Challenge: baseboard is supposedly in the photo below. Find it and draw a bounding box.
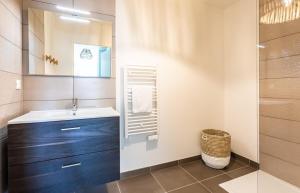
[231,152,259,169]
[121,152,259,180]
[120,155,201,180]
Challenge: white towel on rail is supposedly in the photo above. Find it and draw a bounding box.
[132,85,152,113]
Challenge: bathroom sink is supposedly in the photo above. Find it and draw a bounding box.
[8,107,119,124]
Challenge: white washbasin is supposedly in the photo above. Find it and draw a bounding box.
[8,107,119,124]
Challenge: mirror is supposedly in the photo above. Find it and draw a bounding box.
[24,8,113,77]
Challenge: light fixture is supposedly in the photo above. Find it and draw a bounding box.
[56,5,91,15]
[60,16,90,23]
[283,0,293,6]
[260,0,300,24]
[257,44,266,49]
[80,48,93,60]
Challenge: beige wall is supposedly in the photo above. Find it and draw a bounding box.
[259,1,300,187]
[0,0,22,192]
[22,0,116,112]
[117,0,259,172]
[224,0,259,162]
[116,0,225,172]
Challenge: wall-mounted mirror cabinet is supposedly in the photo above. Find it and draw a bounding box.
[23,6,113,78]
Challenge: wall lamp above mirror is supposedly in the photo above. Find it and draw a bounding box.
[59,15,91,23]
[260,0,300,24]
[23,1,114,78]
[56,5,91,15]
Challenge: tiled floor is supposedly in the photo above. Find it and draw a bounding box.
[98,157,258,193]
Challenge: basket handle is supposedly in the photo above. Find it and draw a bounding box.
[202,135,208,141]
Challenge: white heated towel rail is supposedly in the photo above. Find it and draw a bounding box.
[124,65,159,138]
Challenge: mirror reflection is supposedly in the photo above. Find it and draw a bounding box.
[25,8,113,77]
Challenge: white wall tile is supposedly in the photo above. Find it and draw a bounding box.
[260,153,300,187]
[0,2,21,47]
[260,33,300,61]
[23,76,73,100]
[0,0,22,20]
[0,36,22,74]
[0,71,22,106]
[260,116,300,144]
[260,56,300,79]
[23,100,72,112]
[0,102,22,128]
[260,78,300,99]
[260,135,300,166]
[0,0,22,129]
[78,99,116,109]
[260,98,300,122]
[74,77,115,100]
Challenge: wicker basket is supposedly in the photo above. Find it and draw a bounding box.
[200,129,231,158]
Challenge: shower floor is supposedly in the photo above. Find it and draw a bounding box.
[220,170,300,193]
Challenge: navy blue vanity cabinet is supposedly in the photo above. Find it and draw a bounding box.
[7,117,120,193]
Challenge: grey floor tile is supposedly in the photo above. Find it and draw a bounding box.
[152,166,196,191]
[169,183,210,193]
[201,174,231,193]
[223,158,247,172]
[226,166,257,179]
[118,174,164,193]
[181,160,223,181]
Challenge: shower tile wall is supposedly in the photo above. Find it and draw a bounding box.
[0,0,22,129]
[259,2,300,187]
[23,0,116,112]
[0,0,22,192]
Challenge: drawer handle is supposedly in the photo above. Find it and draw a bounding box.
[62,162,81,169]
[61,127,81,131]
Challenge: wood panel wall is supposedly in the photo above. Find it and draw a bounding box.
[22,0,116,112]
[259,2,300,187]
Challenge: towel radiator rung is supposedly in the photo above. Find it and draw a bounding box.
[128,129,158,135]
[128,111,158,116]
[128,122,158,128]
[128,115,157,120]
[128,119,158,124]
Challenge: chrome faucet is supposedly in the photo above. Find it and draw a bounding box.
[72,98,78,115]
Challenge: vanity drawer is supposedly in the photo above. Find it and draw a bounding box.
[8,117,119,165]
[8,149,120,193]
